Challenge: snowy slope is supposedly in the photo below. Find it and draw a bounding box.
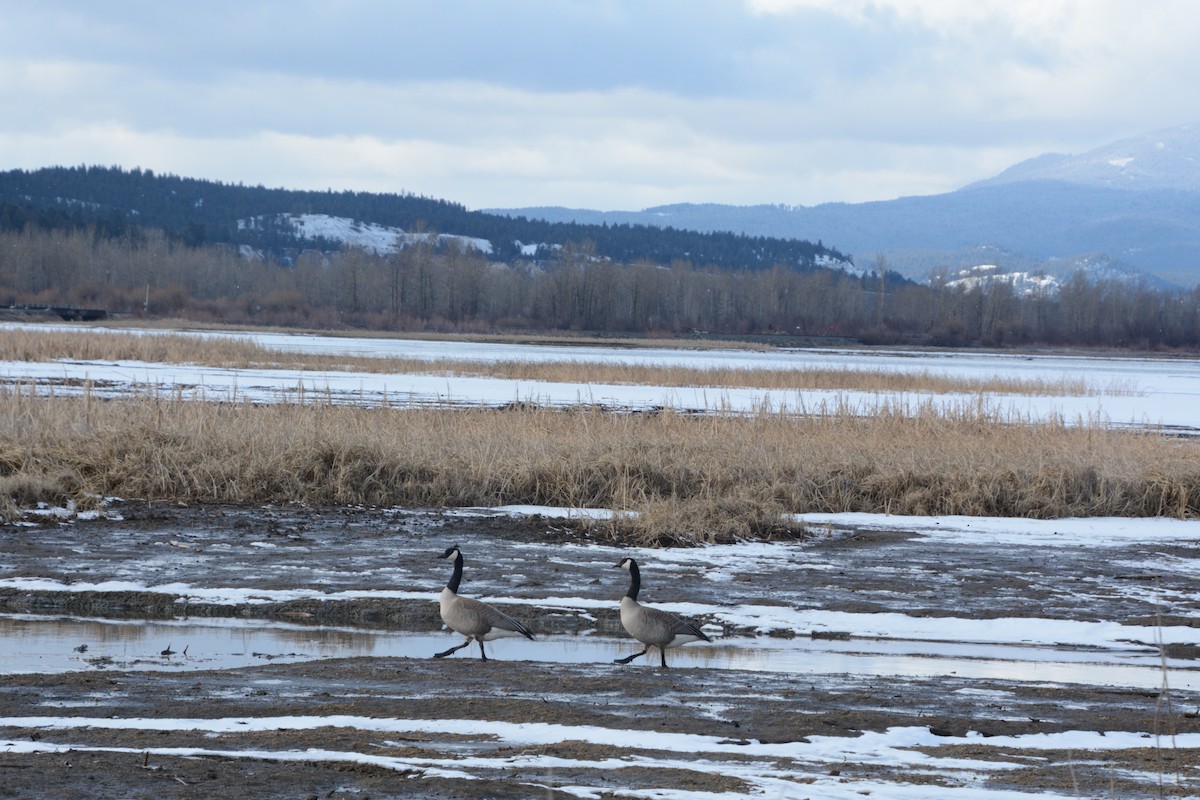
[244,213,494,255]
[968,122,1200,192]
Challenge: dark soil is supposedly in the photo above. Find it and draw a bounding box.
[1,502,1198,798]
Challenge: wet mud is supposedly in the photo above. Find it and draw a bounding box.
[1,503,1198,798]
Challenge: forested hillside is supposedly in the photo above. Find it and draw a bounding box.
[0,166,847,270]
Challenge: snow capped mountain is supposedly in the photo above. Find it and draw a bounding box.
[968,123,1200,192]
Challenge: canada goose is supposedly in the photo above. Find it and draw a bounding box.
[614,557,711,668]
[434,545,534,660]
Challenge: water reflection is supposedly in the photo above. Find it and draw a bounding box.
[0,614,399,673]
[2,613,1196,691]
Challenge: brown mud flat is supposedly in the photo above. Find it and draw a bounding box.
[1,658,1197,799]
[1,503,1198,798]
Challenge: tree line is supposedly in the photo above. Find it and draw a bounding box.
[2,225,1198,349]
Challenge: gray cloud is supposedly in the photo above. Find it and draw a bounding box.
[2,1,1199,209]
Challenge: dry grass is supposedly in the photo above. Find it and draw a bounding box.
[1,388,1194,544]
[90,318,779,351]
[1,326,1128,396]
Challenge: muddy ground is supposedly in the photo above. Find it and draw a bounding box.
[1,503,1198,798]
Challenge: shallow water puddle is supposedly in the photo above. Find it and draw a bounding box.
[3,613,1197,690]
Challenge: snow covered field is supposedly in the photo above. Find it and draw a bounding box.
[2,323,1200,431]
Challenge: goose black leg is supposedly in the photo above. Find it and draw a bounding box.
[477,640,489,661]
[614,647,649,665]
[434,638,473,658]
[660,649,668,668]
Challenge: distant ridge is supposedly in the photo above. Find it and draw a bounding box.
[967,123,1200,192]
[489,123,1200,288]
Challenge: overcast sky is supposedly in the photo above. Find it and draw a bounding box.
[3,1,1198,211]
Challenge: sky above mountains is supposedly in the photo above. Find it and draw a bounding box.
[4,1,1199,211]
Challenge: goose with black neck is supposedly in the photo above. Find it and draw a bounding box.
[434,544,534,661]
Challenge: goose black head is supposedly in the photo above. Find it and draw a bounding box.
[440,545,461,561]
[616,556,640,599]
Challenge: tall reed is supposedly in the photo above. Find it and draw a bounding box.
[1,388,1194,544]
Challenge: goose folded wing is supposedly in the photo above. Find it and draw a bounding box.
[460,596,534,639]
[646,605,712,642]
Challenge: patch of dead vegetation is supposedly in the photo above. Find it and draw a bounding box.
[1,387,1196,543]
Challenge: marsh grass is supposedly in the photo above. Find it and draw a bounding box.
[1,327,1130,396]
[1,388,1194,544]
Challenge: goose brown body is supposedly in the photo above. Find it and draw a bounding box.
[614,557,710,668]
[434,545,533,661]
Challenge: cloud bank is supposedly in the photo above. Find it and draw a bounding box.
[2,1,1198,209]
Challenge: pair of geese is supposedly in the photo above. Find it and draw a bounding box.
[436,544,710,668]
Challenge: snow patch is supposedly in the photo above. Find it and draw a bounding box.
[242,213,493,256]
[944,264,1058,295]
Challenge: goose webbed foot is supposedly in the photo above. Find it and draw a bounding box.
[434,639,473,659]
[614,647,649,665]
